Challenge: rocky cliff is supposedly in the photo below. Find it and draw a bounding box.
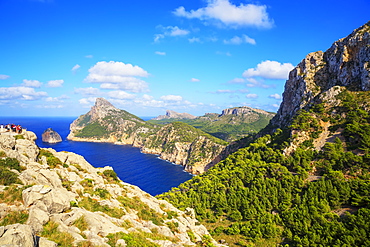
[271,21,370,129]
[152,110,197,120]
[0,131,223,246]
[68,98,228,174]
[42,128,62,143]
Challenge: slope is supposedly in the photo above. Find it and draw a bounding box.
[158,21,370,246]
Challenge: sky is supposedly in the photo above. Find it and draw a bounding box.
[0,0,369,117]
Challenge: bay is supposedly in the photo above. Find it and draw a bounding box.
[0,116,192,195]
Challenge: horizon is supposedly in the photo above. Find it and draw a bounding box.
[1,0,369,117]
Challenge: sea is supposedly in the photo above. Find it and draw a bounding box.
[0,116,193,196]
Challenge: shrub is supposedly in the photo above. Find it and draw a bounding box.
[40,221,75,247]
[102,169,120,182]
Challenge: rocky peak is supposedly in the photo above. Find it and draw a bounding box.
[271,21,370,129]
[42,128,62,143]
[152,110,196,120]
[220,106,272,117]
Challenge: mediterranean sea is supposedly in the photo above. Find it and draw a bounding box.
[0,116,192,196]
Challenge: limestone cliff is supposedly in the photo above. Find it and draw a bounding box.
[68,98,228,174]
[0,131,223,246]
[271,21,370,129]
[267,21,370,155]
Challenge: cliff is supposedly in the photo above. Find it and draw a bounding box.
[68,98,228,174]
[152,110,197,120]
[0,131,223,246]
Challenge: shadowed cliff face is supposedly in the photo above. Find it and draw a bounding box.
[271,21,370,129]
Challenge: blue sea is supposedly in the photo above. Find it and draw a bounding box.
[0,116,192,196]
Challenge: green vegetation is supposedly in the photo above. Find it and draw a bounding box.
[107,231,161,247]
[0,185,30,204]
[149,110,274,142]
[0,210,28,226]
[40,221,75,247]
[77,196,126,218]
[158,89,370,246]
[38,149,63,168]
[75,121,111,138]
[0,157,24,185]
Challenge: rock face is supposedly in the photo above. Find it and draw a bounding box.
[271,21,370,129]
[152,110,197,120]
[42,128,62,143]
[68,98,227,174]
[0,131,224,246]
[220,106,273,117]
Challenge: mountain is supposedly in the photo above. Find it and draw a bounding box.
[158,21,370,246]
[151,110,197,120]
[0,131,222,246]
[68,98,228,174]
[150,106,275,142]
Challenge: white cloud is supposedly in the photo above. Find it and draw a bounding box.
[272,103,280,108]
[228,78,245,84]
[160,95,183,101]
[173,0,273,28]
[188,37,201,43]
[74,87,101,96]
[72,64,81,72]
[0,86,47,100]
[216,51,232,56]
[224,35,256,45]
[0,75,10,80]
[79,97,97,106]
[85,55,93,58]
[190,78,200,82]
[37,104,64,109]
[84,61,149,93]
[22,79,42,88]
[246,93,258,98]
[243,60,294,80]
[269,93,281,100]
[107,90,135,100]
[154,26,190,42]
[47,80,64,88]
[155,51,166,56]
[45,95,69,102]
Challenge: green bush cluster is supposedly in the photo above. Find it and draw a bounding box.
[0,157,23,185]
[38,149,63,168]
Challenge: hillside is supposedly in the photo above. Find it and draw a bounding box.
[158,21,370,246]
[149,107,275,142]
[68,98,228,174]
[0,131,222,246]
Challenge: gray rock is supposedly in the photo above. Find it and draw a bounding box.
[42,128,62,144]
[0,224,35,247]
[38,237,58,247]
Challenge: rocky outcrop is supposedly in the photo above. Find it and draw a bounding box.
[271,21,370,129]
[68,98,227,174]
[42,128,62,143]
[0,131,224,246]
[220,106,274,117]
[152,110,197,120]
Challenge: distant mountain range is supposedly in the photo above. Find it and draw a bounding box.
[150,107,275,142]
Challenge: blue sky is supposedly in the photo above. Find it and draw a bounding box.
[0,0,369,117]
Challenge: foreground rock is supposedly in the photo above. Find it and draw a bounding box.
[0,131,224,246]
[42,128,62,143]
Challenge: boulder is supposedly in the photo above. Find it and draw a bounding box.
[0,224,35,247]
[42,128,62,143]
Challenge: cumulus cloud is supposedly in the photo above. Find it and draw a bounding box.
[72,64,81,73]
[154,26,190,42]
[22,79,42,88]
[243,60,294,80]
[0,86,47,100]
[269,93,281,100]
[84,61,149,93]
[155,51,166,56]
[160,95,183,101]
[228,78,245,84]
[211,88,249,94]
[107,90,135,100]
[223,35,256,45]
[246,93,258,98]
[190,78,200,82]
[74,87,102,96]
[47,80,64,88]
[45,95,69,102]
[0,75,10,80]
[173,0,273,28]
[272,103,280,108]
[79,97,97,106]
